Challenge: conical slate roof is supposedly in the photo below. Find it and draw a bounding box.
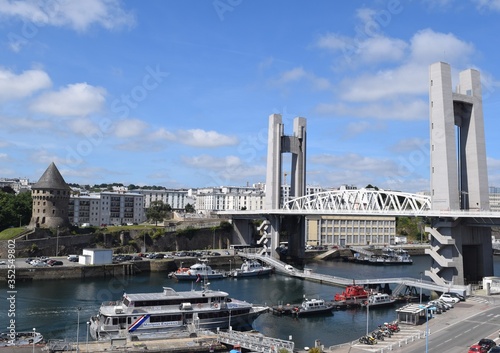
[32,162,70,190]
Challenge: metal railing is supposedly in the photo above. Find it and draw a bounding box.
[217,329,294,353]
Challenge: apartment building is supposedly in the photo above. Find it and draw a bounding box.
[69,192,145,226]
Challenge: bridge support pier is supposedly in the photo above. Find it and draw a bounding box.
[425,218,492,286]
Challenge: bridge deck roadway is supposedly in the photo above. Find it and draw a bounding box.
[242,254,467,295]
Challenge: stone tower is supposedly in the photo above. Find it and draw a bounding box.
[29,162,71,229]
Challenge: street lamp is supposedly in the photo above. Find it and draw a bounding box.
[86,321,90,353]
[420,272,423,304]
[365,300,370,336]
[32,328,36,353]
[56,226,60,256]
[76,307,81,353]
[419,304,435,353]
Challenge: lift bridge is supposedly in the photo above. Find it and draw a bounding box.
[239,252,468,296]
[221,188,500,286]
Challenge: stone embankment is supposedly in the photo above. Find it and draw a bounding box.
[0,256,242,282]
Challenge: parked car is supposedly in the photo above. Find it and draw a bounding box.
[468,344,487,353]
[488,346,500,353]
[0,260,6,265]
[67,255,79,262]
[477,338,496,351]
[439,293,459,304]
[48,260,63,266]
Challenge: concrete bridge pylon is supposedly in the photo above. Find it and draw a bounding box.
[427,62,493,285]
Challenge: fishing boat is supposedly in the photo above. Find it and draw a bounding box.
[169,259,227,280]
[360,293,396,308]
[0,331,44,347]
[89,282,269,341]
[231,259,273,278]
[334,285,369,302]
[291,298,334,317]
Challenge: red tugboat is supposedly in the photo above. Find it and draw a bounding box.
[334,285,369,302]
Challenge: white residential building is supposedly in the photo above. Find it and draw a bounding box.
[69,192,145,226]
[132,189,194,210]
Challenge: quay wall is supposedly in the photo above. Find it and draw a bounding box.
[0,256,242,282]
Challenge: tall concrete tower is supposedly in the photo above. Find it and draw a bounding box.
[429,62,489,211]
[264,114,307,260]
[264,114,307,209]
[29,162,71,229]
[426,62,492,285]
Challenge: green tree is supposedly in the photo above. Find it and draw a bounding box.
[146,200,172,226]
[184,203,195,213]
[0,191,32,231]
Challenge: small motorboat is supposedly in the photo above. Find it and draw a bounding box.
[231,260,273,278]
[0,331,44,347]
[169,259,226,281]
[360,293,396,308]
[291,298,334,317]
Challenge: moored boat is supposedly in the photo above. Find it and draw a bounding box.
[169,259,226,280]
[0,331,44,347]
[360,293,396,308]
[334,285,369,302]
[366,248,413,265]
[291,298,334,317]
[89,282,268,341]
[231,259,273,278]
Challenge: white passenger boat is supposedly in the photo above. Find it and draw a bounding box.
[361,293,396,308]
[169,259,227,281]
[0,331,44,347]
[291,298,334,317]
[231,260,273,278]
[89,283,268,340]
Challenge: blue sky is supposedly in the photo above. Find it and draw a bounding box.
[1,0,500,192]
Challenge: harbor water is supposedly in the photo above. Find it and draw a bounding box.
[3,256,500,349]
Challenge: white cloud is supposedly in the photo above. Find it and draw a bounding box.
[272,67,307,85]
[0,0,135,32]
[30,83,106,117]
[176,129,238,147]
[473,0,500,11]
[150,128,176,141]
[271,67,331,91]
[332,29,475,103]
[0,68,51,101]
[183,154,242,169]
[390,138,429,153]
[67,118,101,136]
[358,36,407,63]
[409,29,475,66]
[114,119,148,138]
[182,154,266,186]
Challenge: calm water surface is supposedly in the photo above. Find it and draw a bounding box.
[3,256,500,349]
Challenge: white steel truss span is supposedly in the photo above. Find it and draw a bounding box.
[284,189,431,215]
